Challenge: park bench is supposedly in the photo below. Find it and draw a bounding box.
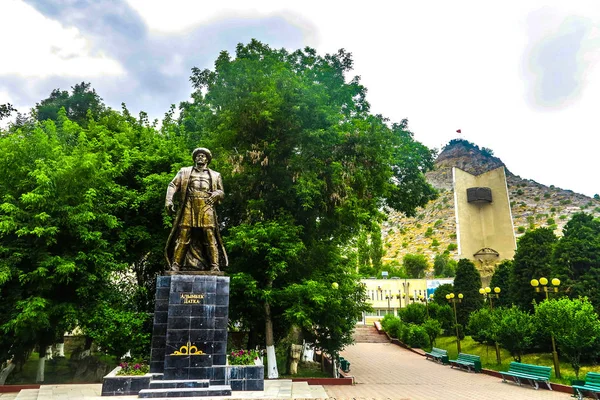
[572,371,600,400]
[500,361,552,390]
[449,353,482,372]
[339,357,351,373]
[424,347,449,365]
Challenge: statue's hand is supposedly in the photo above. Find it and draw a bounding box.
[166,201,176,215]
[206,192,218,205]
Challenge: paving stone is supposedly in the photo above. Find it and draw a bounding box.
[325,342,573,400]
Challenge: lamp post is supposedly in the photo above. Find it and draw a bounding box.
[478,286,500,309]
[385,295,391,315]
[418,294,433,319]
[479,286,502,364]
[531,277,562,379]
[446,292,463,353]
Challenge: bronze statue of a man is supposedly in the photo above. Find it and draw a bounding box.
[164,148,228,272]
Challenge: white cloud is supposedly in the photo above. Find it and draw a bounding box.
[125,0,318,43]
[3,0,600,197]
[0,0,124,78]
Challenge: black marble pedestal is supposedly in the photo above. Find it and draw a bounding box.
[144,274,232,398]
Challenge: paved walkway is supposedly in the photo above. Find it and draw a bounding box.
[1,343,578,399]
[325,343,573,399]
[0,380,327,399]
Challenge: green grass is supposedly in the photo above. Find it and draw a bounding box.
[433,336,600,385]
[277,361,331,379]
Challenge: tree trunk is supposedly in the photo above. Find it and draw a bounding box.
[264,299,278,379]
[36,356,45,383]
[0,362,15,385]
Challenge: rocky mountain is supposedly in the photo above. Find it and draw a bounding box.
[382,139,600,267]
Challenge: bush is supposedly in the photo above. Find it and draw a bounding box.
[400,303,427,325]
[406,325,430,348]
[467,308,496,345]
[381,315,403,339]
[496,306,535,362]
[517,226,525,233]
[428,303,454,333]
[422,319,443,346]
[447,243,457,251]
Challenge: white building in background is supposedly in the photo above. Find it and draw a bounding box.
[359,277,454,324]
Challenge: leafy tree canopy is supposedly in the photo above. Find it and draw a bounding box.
[452,258,483,326]
[179,40,437,356]
[535,297,600,378]
[510,228,557,311]
[403,254,429,279]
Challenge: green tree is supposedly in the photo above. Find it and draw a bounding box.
[403,254,429,278]
[432,283,454,305]
[422,318,443,346]
[510,228,557,311]
[369,224,383,271]
[552,213,600,310]
[400,303,427,325]
[444,259,457,277]
[428,302,454,333]
[490,260,513,308]
[0,103,16,121]
[180,40,437,376]
[534,297,600,378]
[433,253,448,277]
[467,307,497,345]
[453,259,483,326]
[0,101,187,378]
[34,82,107,127]
[496,306,535,362]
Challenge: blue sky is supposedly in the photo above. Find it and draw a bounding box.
[1,0,600,197]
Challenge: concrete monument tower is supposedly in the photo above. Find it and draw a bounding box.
[453,166,516,284]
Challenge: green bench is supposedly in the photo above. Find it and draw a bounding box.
[449,353,481,372]
[424,347,449,365]
[339,357,351,373]
[573,372,600,400]
[500,361,552,390]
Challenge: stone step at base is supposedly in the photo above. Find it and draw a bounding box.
[15,389,38,400]
[138,385,231,398]
[149,379,210,389]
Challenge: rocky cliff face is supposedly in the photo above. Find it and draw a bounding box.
[382,140,600,270]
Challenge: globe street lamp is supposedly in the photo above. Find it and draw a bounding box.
[479,286,502,364]
[446,292,463,353]
[478,286,501,309]
[531,277,562,379]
